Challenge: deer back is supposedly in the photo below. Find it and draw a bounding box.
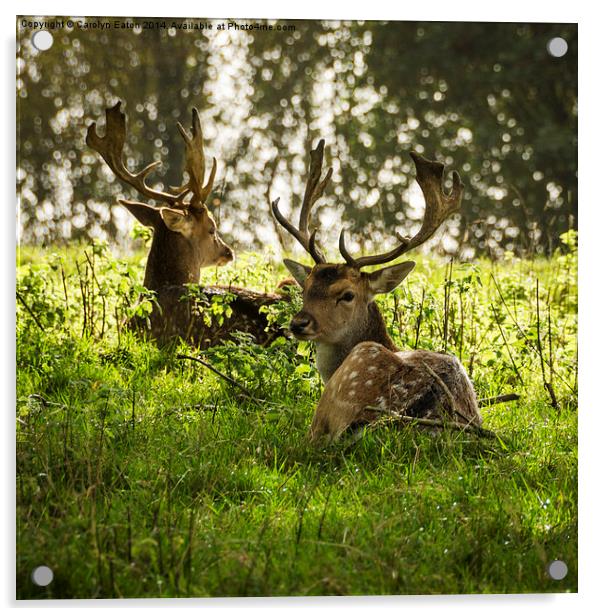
[310,342,481,442]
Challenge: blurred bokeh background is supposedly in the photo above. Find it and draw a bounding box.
[17,18,577,259]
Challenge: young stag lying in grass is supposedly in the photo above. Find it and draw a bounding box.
[272,141,481,442]
[87,102,282,347]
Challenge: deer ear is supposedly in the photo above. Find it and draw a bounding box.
[119,199,160,227]
[367,261,415,295]
[283,259,312,287]
[160,207,194,237]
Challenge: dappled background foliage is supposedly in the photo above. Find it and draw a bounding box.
[17,18,576,257]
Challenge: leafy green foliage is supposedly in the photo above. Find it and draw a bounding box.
[16,243,577,597]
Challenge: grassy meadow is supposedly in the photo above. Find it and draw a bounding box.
[16,233,577,598]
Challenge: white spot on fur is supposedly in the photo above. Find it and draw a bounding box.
[349,370,359,379]
[365,379,373,386]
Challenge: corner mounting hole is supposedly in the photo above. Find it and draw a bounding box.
[547,37,568,58]
[548,560,568,580]
[32,30,54,51]
[31,565,54,586]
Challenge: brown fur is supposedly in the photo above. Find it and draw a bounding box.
[144,211,231,289]
[119,205,287,347]
[285,260,481,442]
[310,342,480,441]
[128,285,285,348]
[276,148,476,441]
[88,103,280,347]
[121,212,287,347]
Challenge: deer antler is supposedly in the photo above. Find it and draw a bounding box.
[175,108,217,207]
[86,101,217,210]
[271,139,333,263]
[338,151,464,268]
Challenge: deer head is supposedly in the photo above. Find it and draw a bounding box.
[86,101,233,290]
[272,142,464,382]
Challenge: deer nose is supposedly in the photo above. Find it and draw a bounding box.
[223,247,234,261]
[290,313,313,335]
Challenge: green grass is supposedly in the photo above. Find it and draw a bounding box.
[16,234,577,598]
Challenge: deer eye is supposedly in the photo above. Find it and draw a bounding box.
[209,227,216,235]
[338,291,355,304]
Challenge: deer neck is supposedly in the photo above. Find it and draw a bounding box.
[315,301,398,383]
[143,225,201,290]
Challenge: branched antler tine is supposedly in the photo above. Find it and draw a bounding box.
[406,150,464,250]
[271,197,297,240]
[135,160,188,205]
[299,139,329,234]
[176,122,191,144]
[338,151,463,268]
[200,156,217,203]
[86,101,181,206]
[192,105,202,138]
[271,138,331,264]
[137,160,162,178]
[338,229,410,268]
[310,167,333,208]
[449,170,463,201]
[271,197,322,260]
[308,229,325,263]
[338,230,355,266]
[177,107,211,207]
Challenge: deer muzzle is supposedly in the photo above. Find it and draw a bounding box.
[290,311,317,339]
[216,245,234,265]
